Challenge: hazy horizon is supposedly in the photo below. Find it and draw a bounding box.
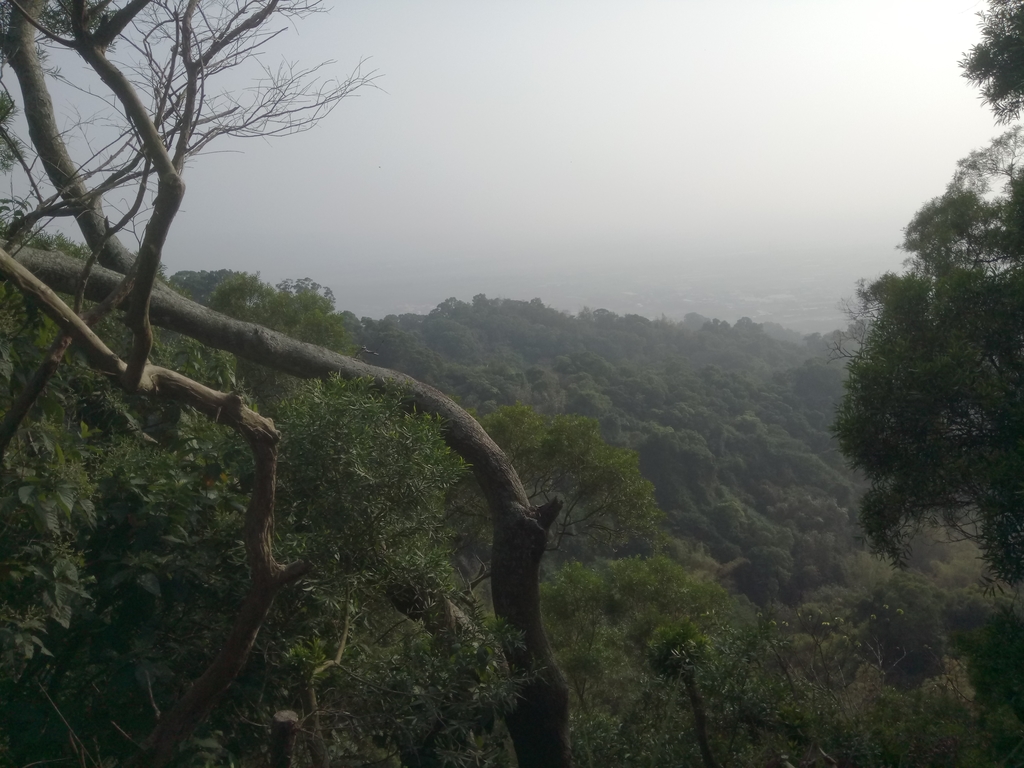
[37,0,1004,334]
[291,246,884,334]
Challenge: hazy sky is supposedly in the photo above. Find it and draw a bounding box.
[134,2,1004,328]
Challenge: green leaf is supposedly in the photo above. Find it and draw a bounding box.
[32,499,59,534]
[76,498,96,525]
[55,484,75,516]
[138,572,161,597]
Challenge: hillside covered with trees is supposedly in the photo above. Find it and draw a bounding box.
[149,269,1013,766]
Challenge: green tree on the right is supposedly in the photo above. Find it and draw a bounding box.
[963,0,1024,124]
[835,0,1024,584]
[833,126,1024,583]
[836,2,1024,738]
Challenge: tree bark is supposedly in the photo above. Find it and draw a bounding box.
[269,710,300,768]
[8,243,574,768]
[493,498,571,768]
[682,668,720,768]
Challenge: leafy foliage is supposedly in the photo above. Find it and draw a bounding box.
[959,607,1024,723]
[202,271,355,401]
[209,271,351,353]
[544,556,1013,768]
[353,294,856,605]
[836,130,1024,584]
[480,404,661,550]
[0,284,519,765]
[963,0,1024,123]
[168,269,238,306]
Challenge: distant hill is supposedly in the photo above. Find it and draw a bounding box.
[168,272,859,605]
[350,294,858,606]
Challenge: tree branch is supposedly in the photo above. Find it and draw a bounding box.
[11,242,574,766]
[1,0,136,273]
[0,245,310,768]
[93,0,154,49]
[7,0,76,47]
[0,333,73,464]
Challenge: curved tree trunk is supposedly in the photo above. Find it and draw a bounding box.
[8,243,574,768]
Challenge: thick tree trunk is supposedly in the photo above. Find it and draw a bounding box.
[269,711,300,768]
[492,499,571,768]
[682,668,720,768]
[8,244,574,768]
[1,3,138,274]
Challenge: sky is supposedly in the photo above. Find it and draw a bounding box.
[66,1,1010,330]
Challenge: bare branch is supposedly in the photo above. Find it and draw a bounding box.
[93,0,155,49]
[169,0,201,168]
[2,0,137,272]
[200,0,280,69]
[0,334,73,464]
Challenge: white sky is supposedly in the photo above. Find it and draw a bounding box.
[95,2,1010,327]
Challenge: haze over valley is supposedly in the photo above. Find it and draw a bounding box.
[327,246,888,333]
[155,0,998,333]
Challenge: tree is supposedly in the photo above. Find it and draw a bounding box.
[958,607,1024,723]
[478,404,662,550]
[208,272,354,400]
[169,268,238,306]
[963,0,1024,123]
[0,2,573,765]
[835,129,1024,584]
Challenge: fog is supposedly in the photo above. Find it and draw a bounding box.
[141,1,1004,331]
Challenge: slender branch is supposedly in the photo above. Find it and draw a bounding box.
[0,247,123,375]
[200,0,280,69]
[7,0,76,47]
[93,0,154,49]
[74,226,109,314]
[75,159,150,313]
[173,0,202,170]
[0,333,73,464]
[0,217,134,466]
[2,0,136,272]
[0,109,45,205]
[73,40,177,179]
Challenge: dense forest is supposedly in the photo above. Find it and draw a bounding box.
[3,0,1024,766]
[167,271,1017,765]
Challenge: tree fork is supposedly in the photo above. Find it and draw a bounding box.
[1,0,137,273]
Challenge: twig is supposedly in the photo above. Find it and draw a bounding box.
[37,684,94,768]
[110,720,142,748]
